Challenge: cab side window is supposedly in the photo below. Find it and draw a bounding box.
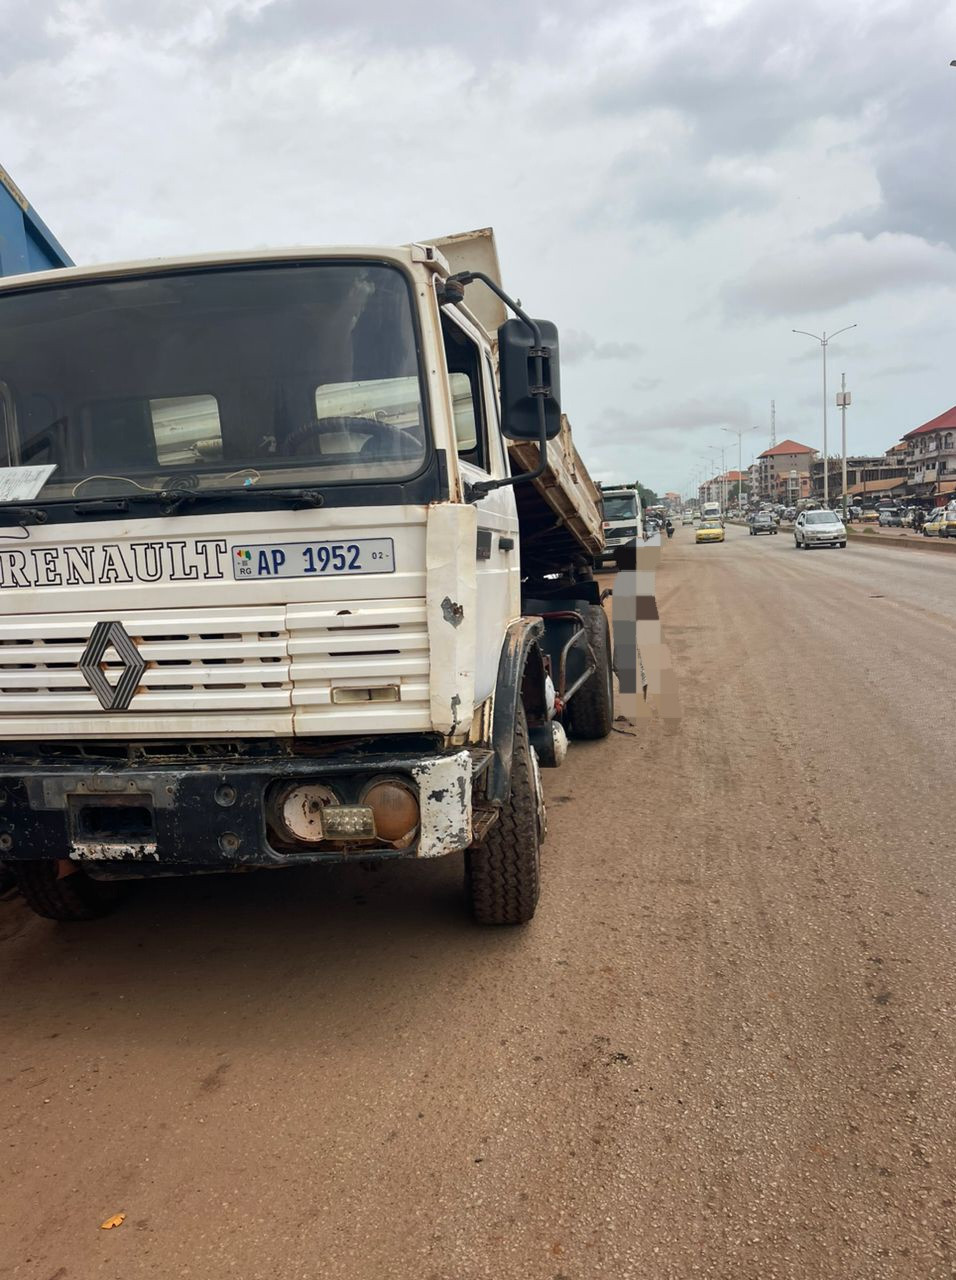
[441,314,487,470]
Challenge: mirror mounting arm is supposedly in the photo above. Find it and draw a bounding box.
[443,271,551,504]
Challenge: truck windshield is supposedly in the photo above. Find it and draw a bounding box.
[0,261,427,507]
[603,496,637,521]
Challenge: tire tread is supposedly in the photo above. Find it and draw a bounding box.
[466,705,541,926]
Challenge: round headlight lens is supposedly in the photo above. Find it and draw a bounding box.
[360,777,420,844]
[275,782,338,843]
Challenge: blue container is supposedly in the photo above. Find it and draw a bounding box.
[0,164,72,276]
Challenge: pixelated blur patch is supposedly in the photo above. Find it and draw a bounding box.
[608,539,680,724]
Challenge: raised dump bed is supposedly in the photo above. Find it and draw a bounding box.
[423,228,605,578]
[509,415,604,576]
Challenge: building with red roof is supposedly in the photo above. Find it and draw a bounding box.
[755,440,816,502]
[901,406,956,501]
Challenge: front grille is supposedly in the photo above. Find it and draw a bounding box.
[287,599,431,731]
[0,609,290,713]
[0,599,432,737]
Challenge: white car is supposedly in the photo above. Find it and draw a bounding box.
[794,509,846,549]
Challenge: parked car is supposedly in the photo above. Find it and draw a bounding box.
[794,509,846,549]
[923,508,947,537]
[941,501,956,538]
[750,512,777,536]
[696,520,725,544]
[878,510,902,527]
[858,508,879,523]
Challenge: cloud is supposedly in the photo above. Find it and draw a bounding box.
[1,0,955,501]
[601,144,780,232]
[594,397,758,442]
[870,361,934,380]
[561,329,643,364]
[725,232,956,316]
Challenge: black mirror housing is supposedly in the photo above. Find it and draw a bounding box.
[498,317,561,441]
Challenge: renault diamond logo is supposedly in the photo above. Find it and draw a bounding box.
[79,621,146,711]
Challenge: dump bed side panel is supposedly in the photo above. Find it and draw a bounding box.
[509,416,604,576]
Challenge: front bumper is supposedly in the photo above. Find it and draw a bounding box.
[0,745,488,873]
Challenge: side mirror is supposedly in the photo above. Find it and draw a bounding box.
[497,317,561,441]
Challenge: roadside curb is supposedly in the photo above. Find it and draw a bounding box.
[845,527,956,556]
[728,519,956,556]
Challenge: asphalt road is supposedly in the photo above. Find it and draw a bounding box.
[2,524,955,1279]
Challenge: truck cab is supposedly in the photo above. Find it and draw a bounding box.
[597,484,642,569]
[0,231,616,926]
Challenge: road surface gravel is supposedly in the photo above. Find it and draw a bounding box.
[2,523,955,1279]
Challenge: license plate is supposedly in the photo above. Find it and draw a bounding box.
[231,538,395,580]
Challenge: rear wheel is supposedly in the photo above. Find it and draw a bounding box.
[565,604,614,741]
[465,703,541,926]
[13,861,126,921]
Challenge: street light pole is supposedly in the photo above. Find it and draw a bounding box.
[792,324,857,507]
[722,425,759,510]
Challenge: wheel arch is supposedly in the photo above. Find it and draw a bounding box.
[488,618,548,806]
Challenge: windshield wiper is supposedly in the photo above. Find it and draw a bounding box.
[0,506,49,526]
[70,485,324,517]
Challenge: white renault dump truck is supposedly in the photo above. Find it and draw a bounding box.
[0,228,615,925]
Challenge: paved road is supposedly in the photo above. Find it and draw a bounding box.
[2,524,955,1279]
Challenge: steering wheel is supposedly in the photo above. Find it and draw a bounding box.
[280,416,419,459]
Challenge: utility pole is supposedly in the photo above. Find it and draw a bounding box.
[836,374,851,521]
[792,325,858,507]
[770,400,776,448]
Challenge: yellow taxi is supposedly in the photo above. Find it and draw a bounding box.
[922,508,947,537]
[695,519,725,544]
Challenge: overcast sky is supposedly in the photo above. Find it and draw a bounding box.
[2,0,955,494]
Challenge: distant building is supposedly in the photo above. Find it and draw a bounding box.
[697,470,746,507]
[812,454,910,503]
[755,440,816,502]
[900,406,956,505]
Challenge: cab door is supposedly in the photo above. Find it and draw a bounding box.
[440,309,520,704]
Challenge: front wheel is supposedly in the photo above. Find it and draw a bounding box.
[565,604,614,741]
[465,703,541,925]
[839,540,846,548]
[13,861,127,921]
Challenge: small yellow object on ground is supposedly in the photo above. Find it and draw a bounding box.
[100,1214,126,1230]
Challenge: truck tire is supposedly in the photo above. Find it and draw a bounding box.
[12,861,126,921]
[565,604,614,741]
[466,703,541,926]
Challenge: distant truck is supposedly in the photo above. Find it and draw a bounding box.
[0,226,617,928]
[701,501,722,523]
[597,483,642,570]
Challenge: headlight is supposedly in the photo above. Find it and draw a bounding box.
[360,776,420,847]
[272,781,340,843]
